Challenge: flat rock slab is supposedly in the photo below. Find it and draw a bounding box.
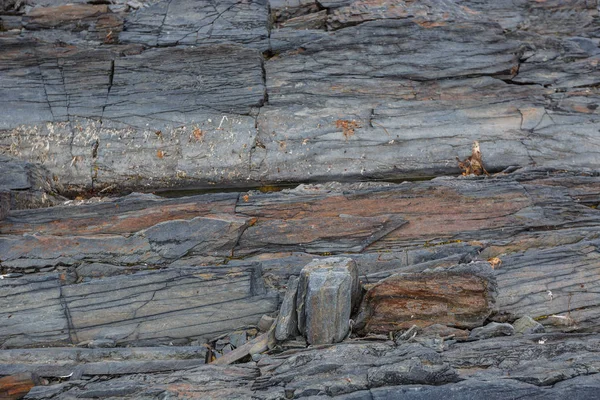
[0,214,250,269]
[1,171,599,333]
[355,262,497,333]
[0,265,277,348]
[0,346,206,377]
[120,0,269,48]
[23,334,600,399]
[486,235,600,333]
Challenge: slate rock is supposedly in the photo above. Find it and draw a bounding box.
[355,262,498,334]
[0,190,9,220]
[513,316,545,335]
[275,275,300,341]
[120,0,269,49]
[0,346,207,377]
[469,322,515,340]
[0,265,278,348]
[367,358,460,387]
[0,155,63,210]
[296,257,361,344]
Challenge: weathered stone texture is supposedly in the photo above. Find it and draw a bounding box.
[296,258,360,344]
[0,265,277,348]
[355,262,497,333]
[275,275,299,341]
[1,0,599,191]
[1,1,600,397]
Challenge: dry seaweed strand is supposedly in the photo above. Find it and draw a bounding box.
[456,141,489,176]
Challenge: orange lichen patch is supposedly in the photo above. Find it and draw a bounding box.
[242,194,250,202]
[488,257,502,269]
[194,273,216,280]
[0,373,38,400]
[156,149,164,159]
[192,127,204,141]
[335,119,361,140]
[413,19,446,28]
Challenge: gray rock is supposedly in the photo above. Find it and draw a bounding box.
[86,338,116,348]
[513,316,545,335]
[120,0,269,49]
[0,190,9,220]
[0,214,251,269]
[469,322,515,340]
[275,275,300,341]
[0,155,64,210]
[0,265,278,348]
[296,258,361,344]
[367,358,459,387]
[258,315,276,333]
[0,346,206,377]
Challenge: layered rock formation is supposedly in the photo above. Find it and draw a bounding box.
[1,0,599,193]
[1,0,600,399]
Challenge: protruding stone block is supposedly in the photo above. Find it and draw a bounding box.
[296,257,361,345]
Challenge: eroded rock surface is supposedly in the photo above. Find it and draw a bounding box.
[1,1,600,398]
[0,0,598,192]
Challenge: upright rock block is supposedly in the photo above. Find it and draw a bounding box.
[296,258,361,345]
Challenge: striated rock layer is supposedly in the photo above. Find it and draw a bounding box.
[1,1,600,399]
[0,0,599,192]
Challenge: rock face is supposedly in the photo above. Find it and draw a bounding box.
[0,169,598,397]
[1,1,600,399]
[18,334,600,399]
[0,0,599,192]
[0,264,277,349]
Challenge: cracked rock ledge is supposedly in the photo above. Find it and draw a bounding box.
[1,0,600,399]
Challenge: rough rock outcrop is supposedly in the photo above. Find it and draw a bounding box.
[1,0,598,192]
[1,1,600,398]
